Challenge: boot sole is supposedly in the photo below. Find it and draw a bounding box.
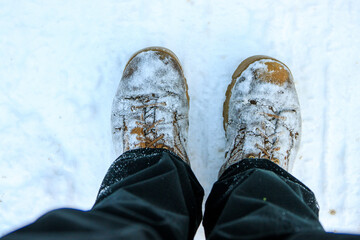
[123,46,190,104]
[223,55,293,130]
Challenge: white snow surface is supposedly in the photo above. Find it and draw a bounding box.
[0,0,360,238]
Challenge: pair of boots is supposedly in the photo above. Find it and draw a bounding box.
[111,47,301,176]
[4,47,360,240]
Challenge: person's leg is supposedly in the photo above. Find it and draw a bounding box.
[204,158,322,239]
[2,149,204,240]
[2,47,204,240]
[204,55,360,240]
[204,158,360,240]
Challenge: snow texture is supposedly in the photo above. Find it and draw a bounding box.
[0,0,360,238]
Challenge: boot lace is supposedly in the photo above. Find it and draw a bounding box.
[130,100,168,149]
[128,97,189,163]
[227,108,288,165]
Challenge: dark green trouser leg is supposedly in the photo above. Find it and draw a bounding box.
[203,159,360,240]
[2,149,204,240]
[3,153,360,240]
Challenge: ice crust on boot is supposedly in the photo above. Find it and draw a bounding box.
[220,57,301,176]
[111,48,190,164]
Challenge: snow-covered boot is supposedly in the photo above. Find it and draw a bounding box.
[220,55,301,176]
[111,47,190,164]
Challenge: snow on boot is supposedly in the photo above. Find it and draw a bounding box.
[111,47,190,164]
[220,55,301,177]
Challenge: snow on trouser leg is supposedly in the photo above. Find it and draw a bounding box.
[1,148,204,240]
[204,158,360,240]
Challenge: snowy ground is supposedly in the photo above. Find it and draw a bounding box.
[1,0,360,238]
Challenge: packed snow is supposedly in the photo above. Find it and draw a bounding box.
[0,0,359,238]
